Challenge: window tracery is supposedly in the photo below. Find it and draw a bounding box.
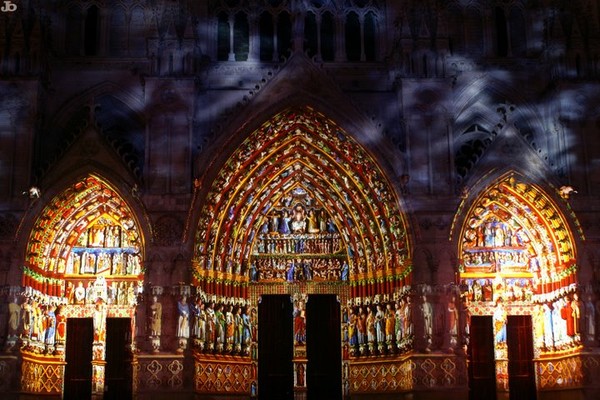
[211,0,381,62]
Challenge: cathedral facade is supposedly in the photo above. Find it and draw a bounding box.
[1,1,600,399]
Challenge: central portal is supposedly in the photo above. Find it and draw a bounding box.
[258,294,342,400]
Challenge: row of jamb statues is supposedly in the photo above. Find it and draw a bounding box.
[341,286,471,357]
[149,295,257,356]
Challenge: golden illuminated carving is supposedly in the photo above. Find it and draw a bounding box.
[536,355,583,389]
[348,356,465,393]
[457,173,584,396]
[193,106,411,297]
[20,355,64,395]
[194,357,254,394]
[19,175,145,398]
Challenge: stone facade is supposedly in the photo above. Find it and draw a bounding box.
[1,1,600,399]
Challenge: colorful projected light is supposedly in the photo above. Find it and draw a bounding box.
[457,173,583,392]
[458,174,577,300]
[193,106,411,298]
[24,175,144,297]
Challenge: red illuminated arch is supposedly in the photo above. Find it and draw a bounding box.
[24,174,145,296]
[455,173,580,300]
[193,106,411,297]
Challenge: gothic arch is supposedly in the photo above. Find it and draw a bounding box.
[452,85,554,184]
[50,81,145,129]
[189,54,411,236]
[192,106,412,298]
[451,171,587,392]
[456,172,579,297]
[37,85,146,182]
[15,173,147,398]
[24,173,146,296]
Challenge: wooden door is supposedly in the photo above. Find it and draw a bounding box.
[64,318,93,400]
[258,295,294,400]
[306,294,342,400]
[507,315,536,400]
[105,318,133,400]
[468,316,496,400]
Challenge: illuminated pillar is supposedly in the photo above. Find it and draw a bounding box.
[91,360,106,397]
[292,294,307,395]
[493,301,509,400]
[91,300,108,397]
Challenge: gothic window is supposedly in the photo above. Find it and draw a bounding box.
[84,5,100,56]
[65,6,82,56]
[495,7,509,57]
[216,10,249,61]
[364,11,376,61]
[259,12,274,61]
[305,12,318,59]
[217,12,230,61]
[344,9,378,62]
[130,7,146,57]
[447,5,464,55]
[233,11,249,61]
[509,7,527,57]
[446,5,484,56]
[303,10,336,62]
[212,3,379,63]
[321,11,335,61]
[109,6,128,57]
[346,12,361,61]
[277,12,293,60]
[465,7,484,55]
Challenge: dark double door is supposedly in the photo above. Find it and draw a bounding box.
[63,317,132,400]
[258,294,342,400]
[468,315,536,400]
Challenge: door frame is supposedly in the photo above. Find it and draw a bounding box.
[253,286,349,399]
[466,307,540,400]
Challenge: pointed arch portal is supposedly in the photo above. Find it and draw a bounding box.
[20,174,144,397]
[25,175,144,290]
[458,173,578,298]
[456,173,582,397]
[193,106,412,298]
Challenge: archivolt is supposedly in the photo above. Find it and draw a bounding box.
[193,106,411,288]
